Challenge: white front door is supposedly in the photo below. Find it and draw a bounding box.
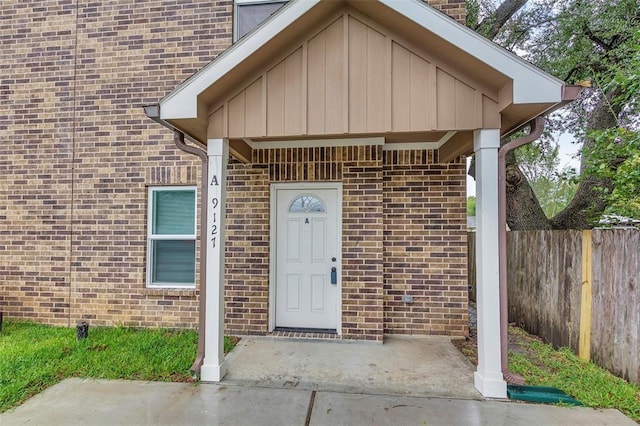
[274,184,341,330]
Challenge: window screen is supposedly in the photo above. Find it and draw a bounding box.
[236,1,287,40]
[147,187,197,287]
[152,190,196,235]
[150,240,196,284]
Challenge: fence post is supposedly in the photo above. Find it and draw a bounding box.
[579,230,593,361]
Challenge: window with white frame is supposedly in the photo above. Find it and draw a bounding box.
[147,187,197,288]
[234,0,288,41]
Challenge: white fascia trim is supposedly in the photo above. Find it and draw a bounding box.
[244,137,385,149]
[160,0,321,120]
[382,0,564,104]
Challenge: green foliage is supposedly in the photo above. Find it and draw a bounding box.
[516,0,639,141]
[466,196,476,216]
[0,321,238,413]
[508,332,640,421]
[610,36,640,114]
[465,0,481,29]
[515,141,578,218]
[519,1,638,81]
[585,128,640,219]
[469,0,639,225]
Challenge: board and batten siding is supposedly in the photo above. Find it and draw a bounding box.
[208,10,500,140]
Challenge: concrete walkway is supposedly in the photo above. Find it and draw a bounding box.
[1,337,635,425]
[1,378,633,425]
[224,335,480,398]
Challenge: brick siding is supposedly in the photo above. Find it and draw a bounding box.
[1,0,233,327]
[383,150,469,336]
[225,146,384,341]
[2,0,466,334]
[223,146,468,339]
[426,0,466,23]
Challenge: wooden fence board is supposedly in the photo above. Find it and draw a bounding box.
[593,230,640,383]
[579,230,592,360]
[590,230,607,372]
[626,231,639,383]
[506,230,582,352]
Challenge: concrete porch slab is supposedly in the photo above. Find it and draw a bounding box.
[222,335,481,399]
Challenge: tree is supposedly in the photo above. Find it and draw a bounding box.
[514,142,578,218]
[467,196,476,216]
[585,128,640,219]
[467,0,640,228]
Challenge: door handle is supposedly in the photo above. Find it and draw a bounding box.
[330,267,337,285]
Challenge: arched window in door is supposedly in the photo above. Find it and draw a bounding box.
[289,194,326,213]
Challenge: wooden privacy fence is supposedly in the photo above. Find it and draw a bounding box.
[468,229,640,385]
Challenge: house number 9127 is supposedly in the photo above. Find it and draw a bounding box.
[210,173,220,248]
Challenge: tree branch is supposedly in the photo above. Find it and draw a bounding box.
[582,23,612,52]
[477,0,528,40]
[506,16,559,51]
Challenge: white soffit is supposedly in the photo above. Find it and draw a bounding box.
[160,0,565,121]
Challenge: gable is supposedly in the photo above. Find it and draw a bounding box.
[156,0,571,153]
[207,9,501,142]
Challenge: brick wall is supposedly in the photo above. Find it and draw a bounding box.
[225,146,384,341]
[68,0,233,328]
[383,150,468,336]
[224,157,271,334]
[1,1,76,324]
[2,0,466,331]
[427,0,466,23]
[224,147,468,339]
[1,0,233,327]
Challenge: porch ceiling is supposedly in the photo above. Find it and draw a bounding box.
[157,0,569,161]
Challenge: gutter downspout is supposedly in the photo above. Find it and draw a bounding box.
[173,131,209,377]
[498,116,544,384]
[142,104,208,377]
[498,85,582,384]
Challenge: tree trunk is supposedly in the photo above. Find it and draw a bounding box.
[465,1,623,230]
[505,152,552,230]
[467,140,553,231]
[550,175,610,229]
[468,90,621,230]
[551,90,620,229]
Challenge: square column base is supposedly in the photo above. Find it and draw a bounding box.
[200,360,227,382]
[474,371,507,398]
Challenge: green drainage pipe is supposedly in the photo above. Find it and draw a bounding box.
[507,385,583,406]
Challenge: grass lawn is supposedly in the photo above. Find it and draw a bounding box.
[454,324,640,422]
[0,321,237,413]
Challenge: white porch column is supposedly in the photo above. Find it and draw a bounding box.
[200,138,229,382]
[473,129,507,398]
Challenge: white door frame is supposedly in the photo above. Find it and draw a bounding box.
[269,182,343,334]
